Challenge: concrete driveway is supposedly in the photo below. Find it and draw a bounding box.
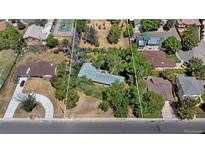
[4,77,54,119]
[178,41,205,64]
[162,101,177,120]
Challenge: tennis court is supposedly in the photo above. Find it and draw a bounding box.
[53,19,74,37]
[58,19,74,32]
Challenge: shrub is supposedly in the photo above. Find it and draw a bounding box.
[123,24,134,37]
[53,50,59,54]
[107,24,121,44]
[21,96,37,112]
[98,101,109,112]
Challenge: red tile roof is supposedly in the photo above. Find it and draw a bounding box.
[141,51,176,68]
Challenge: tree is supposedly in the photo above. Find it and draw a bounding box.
[186,57,205,80]
[182,25,199,50]
[84,26,99,46]
[34,19,48,26]
[163,36,182,54]
[177,97,200,119]
[107,24,121,44]
[123,24,134,37]
[140,19,160,32]
[46,34,58,48]
[76,20,87,34]
[103,81,129,118]
[62,38,69,47]
[65,89,79,109]
[98,101,109,112]
[163,20,175,31]
[159,70,176,83]
[141,91,164,118]
[21,95,37,112]
[0,27,24,50]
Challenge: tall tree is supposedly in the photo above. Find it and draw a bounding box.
[182,25,199,50]
[107,24,121,44]
[177,97,200,119]
[163,36,182,54]
[46,34,59,48]
[186,57,205,80]
[140,19,160,32]
[123,24,134,37]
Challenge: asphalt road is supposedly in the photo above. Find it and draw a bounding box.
[0,120,205,134]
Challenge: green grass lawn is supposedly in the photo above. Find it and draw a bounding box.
[166,54,181,63]
[143,111,162,118]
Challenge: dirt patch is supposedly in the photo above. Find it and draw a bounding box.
[79,20,129,49]
[14,103,45,118]
[0,50,16,82]
[67,92,114,118]
[23,77,64,118]
[17,51,69,66]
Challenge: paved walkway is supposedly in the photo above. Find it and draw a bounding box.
[178,41,205,64]
[4,77,54,119]
[162,101,177,120]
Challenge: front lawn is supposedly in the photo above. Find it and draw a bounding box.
[166,54,181,63]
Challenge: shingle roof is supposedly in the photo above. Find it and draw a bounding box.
[177,19,201,26]
[144,77,174,101]
[148,36,161,45]
[77,63,125,86]
[23,24,47,40]
[141,51,176,68]
[16,61,56,77]
[176,75,204,96]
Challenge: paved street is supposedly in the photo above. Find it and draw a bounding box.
[0,119,205,134]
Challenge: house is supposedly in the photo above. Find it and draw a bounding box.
[144,77,175,102]
[23,25,47,45]
[141,51,176,69]
[77,63,125,86]
[16,61,56,78]
[176,19,201,40]
[52,19,74,41]
[23,20,54,46]
[176,75,204,101]
[135,35,163,50]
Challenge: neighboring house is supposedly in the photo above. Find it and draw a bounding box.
[176,75,204,101]
[129,19,141,32]
[0,20,9,31]
[77,63,125,86]
[144,77,175,102]
[141,51,176,69]
[135,35,163,51]
[52,19,74,41]
[176,19,201,40]
[23,20,54,46]
[16,61,56,78]
[23,25,47,45]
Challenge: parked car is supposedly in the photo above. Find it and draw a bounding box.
[20,80,25,87]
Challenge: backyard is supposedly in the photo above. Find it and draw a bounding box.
[79,20,129,49]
